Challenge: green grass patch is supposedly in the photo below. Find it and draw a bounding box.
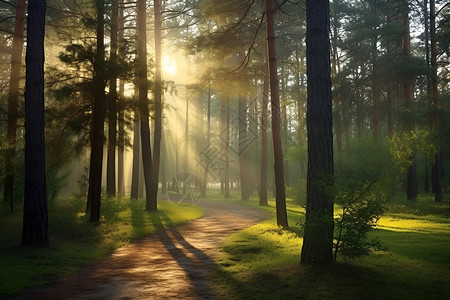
[213,193,450,300]
[0,196,203,297]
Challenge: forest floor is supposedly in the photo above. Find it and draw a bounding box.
[16,200,269,300]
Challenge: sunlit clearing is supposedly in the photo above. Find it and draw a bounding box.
[376,217,450,233]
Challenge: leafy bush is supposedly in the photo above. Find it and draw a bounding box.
[333,135,391,261]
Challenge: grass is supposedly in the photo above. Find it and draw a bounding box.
[0,195,203,297]
[212,192,450,300]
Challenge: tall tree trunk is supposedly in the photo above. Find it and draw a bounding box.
[386,41,394,138]
[330,7,343,153]
[117,0,125,197]
[88,0,107,222]
[371,1,379,140]
[137,0,152,205]
[430,0,442,202]
[161,124,167,194]
[260,65,269,206]
[266,0,288,228]
[106,0,119,197]
[301,0,334,266]
[239,95,249,200]
[424,0,431,193]
[130,119,141,199]
[183,97,189,195]
[297,52,307,180]
[221,98,230,198]
[4,0,26,212]
[201,77,212,197]
[355,74,363,137]
[22,0,48,246]
[281,65,290,187]
[402,0,418,201]
[146,0,162,211]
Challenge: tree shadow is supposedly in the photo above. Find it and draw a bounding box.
[157,221,218,299]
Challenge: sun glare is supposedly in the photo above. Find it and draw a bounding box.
[162,55,177,76]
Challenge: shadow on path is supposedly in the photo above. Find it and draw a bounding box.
[158,226,217,299]
[15,200,268,300]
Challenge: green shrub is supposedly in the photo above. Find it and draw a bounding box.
[333,135,391,261]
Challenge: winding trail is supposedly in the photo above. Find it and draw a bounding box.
[22,200,268,299]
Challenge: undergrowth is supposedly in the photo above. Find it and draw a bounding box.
[213,192,450,300]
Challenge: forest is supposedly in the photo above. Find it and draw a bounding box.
[0,0,449,298]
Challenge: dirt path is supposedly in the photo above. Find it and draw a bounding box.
[21,200,268,300]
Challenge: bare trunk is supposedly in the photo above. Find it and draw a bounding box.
[281,65,290,187]
[146,0,162,211]
[137,0,152,206]
[301,0,334,266]
[183,97,189,195]
[221,98,230,198]
[266,0,288,228]
[386,41,394,138]
[22,0,48,246]
[201,78,212,197]
[4,0,26,212]
[371,2,379,140]
[403,0,417,201]
[430,0,442,202]
[238,95,250,200]
[106,0,119,197]
[130,119,141,199]
[117,0,125,197]
[88,0,106,222]
[260,65,269,206]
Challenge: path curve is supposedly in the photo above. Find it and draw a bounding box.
[20,200,268,300]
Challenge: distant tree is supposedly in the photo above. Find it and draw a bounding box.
[430,0,443,202]
[402,0,418,201]
[3,0,26,212]
[301,0,334,266]
[130,118,141,199]
[260,65,269,206]
[221,97,230,198]
[266,0,288,228]
[117,0,126,197]
[239,94,250,200]
[22,0,48,246]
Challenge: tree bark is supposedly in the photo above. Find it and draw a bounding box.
[88,0,107,222]
[402,0,418,201]
[371,1,379,140]
[221,98,230,198]
[137,0,152,205]
[201,78,212,197]
[106,0,119,197]
[301,0,334,266]
[266,0,288,228]
[238,95,250,200]
[260,65,269,206]
[117,0,125,197]
[146,0,162,211]
[281,65,290,187]
[22,0,49,246]
[131,119,141,199]
[386,40,394,138]
[4,0,26,212]
[183,97,189,195]
[430,0,442,202]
